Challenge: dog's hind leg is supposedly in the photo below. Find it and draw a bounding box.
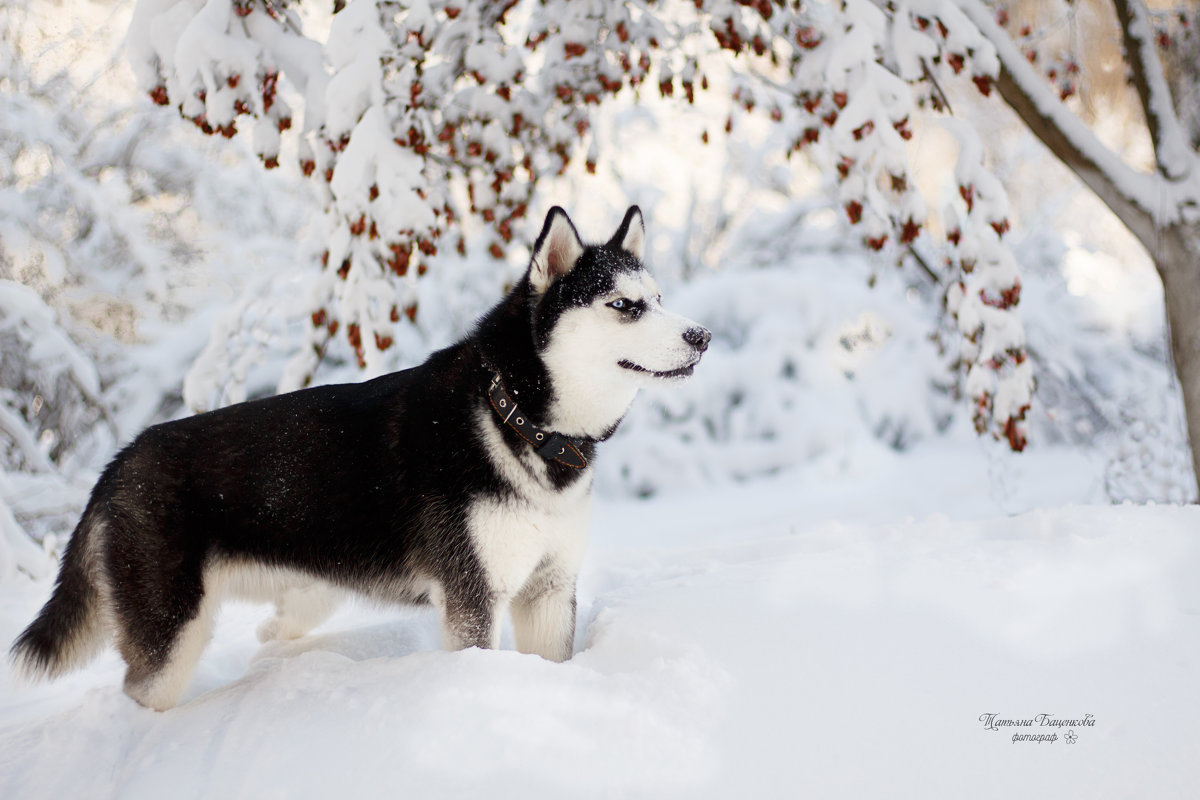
[114,561,217,712]
[511,572,576,662]
[257,582,344,643]
[119,592,217,711]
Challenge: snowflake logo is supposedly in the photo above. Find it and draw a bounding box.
[1064,730,1078,744]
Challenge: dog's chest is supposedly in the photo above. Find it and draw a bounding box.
[467,487,591,597]
[468,405,596,595]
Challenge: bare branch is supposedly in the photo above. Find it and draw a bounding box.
[920,61,953,117]
[1111,0,1194,181]
[904,245,942,286]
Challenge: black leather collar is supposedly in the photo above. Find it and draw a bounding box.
[486,373,588,469]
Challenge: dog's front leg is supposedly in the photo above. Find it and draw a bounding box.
[435,586,503,652]
[511,574,576,662]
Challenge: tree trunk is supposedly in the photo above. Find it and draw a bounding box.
[1155,223,1200,496]
[987,45,1200,498]
[960,0,1200,496]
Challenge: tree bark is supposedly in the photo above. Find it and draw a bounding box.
[994,64,1200,494]
[1154,223,1200,496]
[992,66,1157,246]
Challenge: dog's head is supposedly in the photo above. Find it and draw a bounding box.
[526,206,710,435]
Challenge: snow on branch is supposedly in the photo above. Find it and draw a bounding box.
[1111,0,1195,182]
[940,119,1031,447]
[954,0,1163,242]
[0,282,106,470]
[130,0,691,387]
[131,0,1041,448]
[0,485,51,580]
[710,0,1032,448]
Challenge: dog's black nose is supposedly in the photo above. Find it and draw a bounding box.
[683,326,711,352]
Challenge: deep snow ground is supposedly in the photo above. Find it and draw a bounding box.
[1,445,1198,799]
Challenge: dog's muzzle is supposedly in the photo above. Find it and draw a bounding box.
[617,325,712,380]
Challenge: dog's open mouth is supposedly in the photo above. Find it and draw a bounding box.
[618,359,697,379]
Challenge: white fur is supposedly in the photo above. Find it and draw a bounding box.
[542,270,699,437]
[468,495,590,597]
[469,407,592,659]
[511,584,576,661]
[216,565,346,645]
[256,581,345,643]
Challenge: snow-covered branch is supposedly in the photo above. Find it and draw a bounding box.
[130,0,1043,448]
[1111,0,1195,182]
[955,0,1159,246]
[131,0,698,385]
[698,0,1033,447]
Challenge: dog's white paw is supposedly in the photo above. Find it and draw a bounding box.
[256,584,344,643]
[256,616,283,643]
[256,615,310,643]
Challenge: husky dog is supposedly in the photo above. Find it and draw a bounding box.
[10,206,710,711]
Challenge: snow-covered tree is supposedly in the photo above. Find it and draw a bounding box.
[125,0,1200,482]
[963,0,1200,491]
[126,0,1033,449]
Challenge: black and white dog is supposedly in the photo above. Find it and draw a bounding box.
[11,206,710,710]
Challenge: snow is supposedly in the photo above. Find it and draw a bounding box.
[2,480,1198,797]
[890,9,938,81]
[0,482,49,581]
[4,0,1200,793]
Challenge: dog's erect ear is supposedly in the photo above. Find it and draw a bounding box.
[530,207,585,293]
[607,205,645,261]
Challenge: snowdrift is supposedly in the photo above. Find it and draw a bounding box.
[2,491,1196,798]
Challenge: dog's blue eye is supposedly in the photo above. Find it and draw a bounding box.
[608,298,644,318]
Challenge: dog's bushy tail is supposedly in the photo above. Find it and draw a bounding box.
[10,509,107,681]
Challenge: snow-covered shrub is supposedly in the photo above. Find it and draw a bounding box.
[0,0,312,570]
[0,285,105,473]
